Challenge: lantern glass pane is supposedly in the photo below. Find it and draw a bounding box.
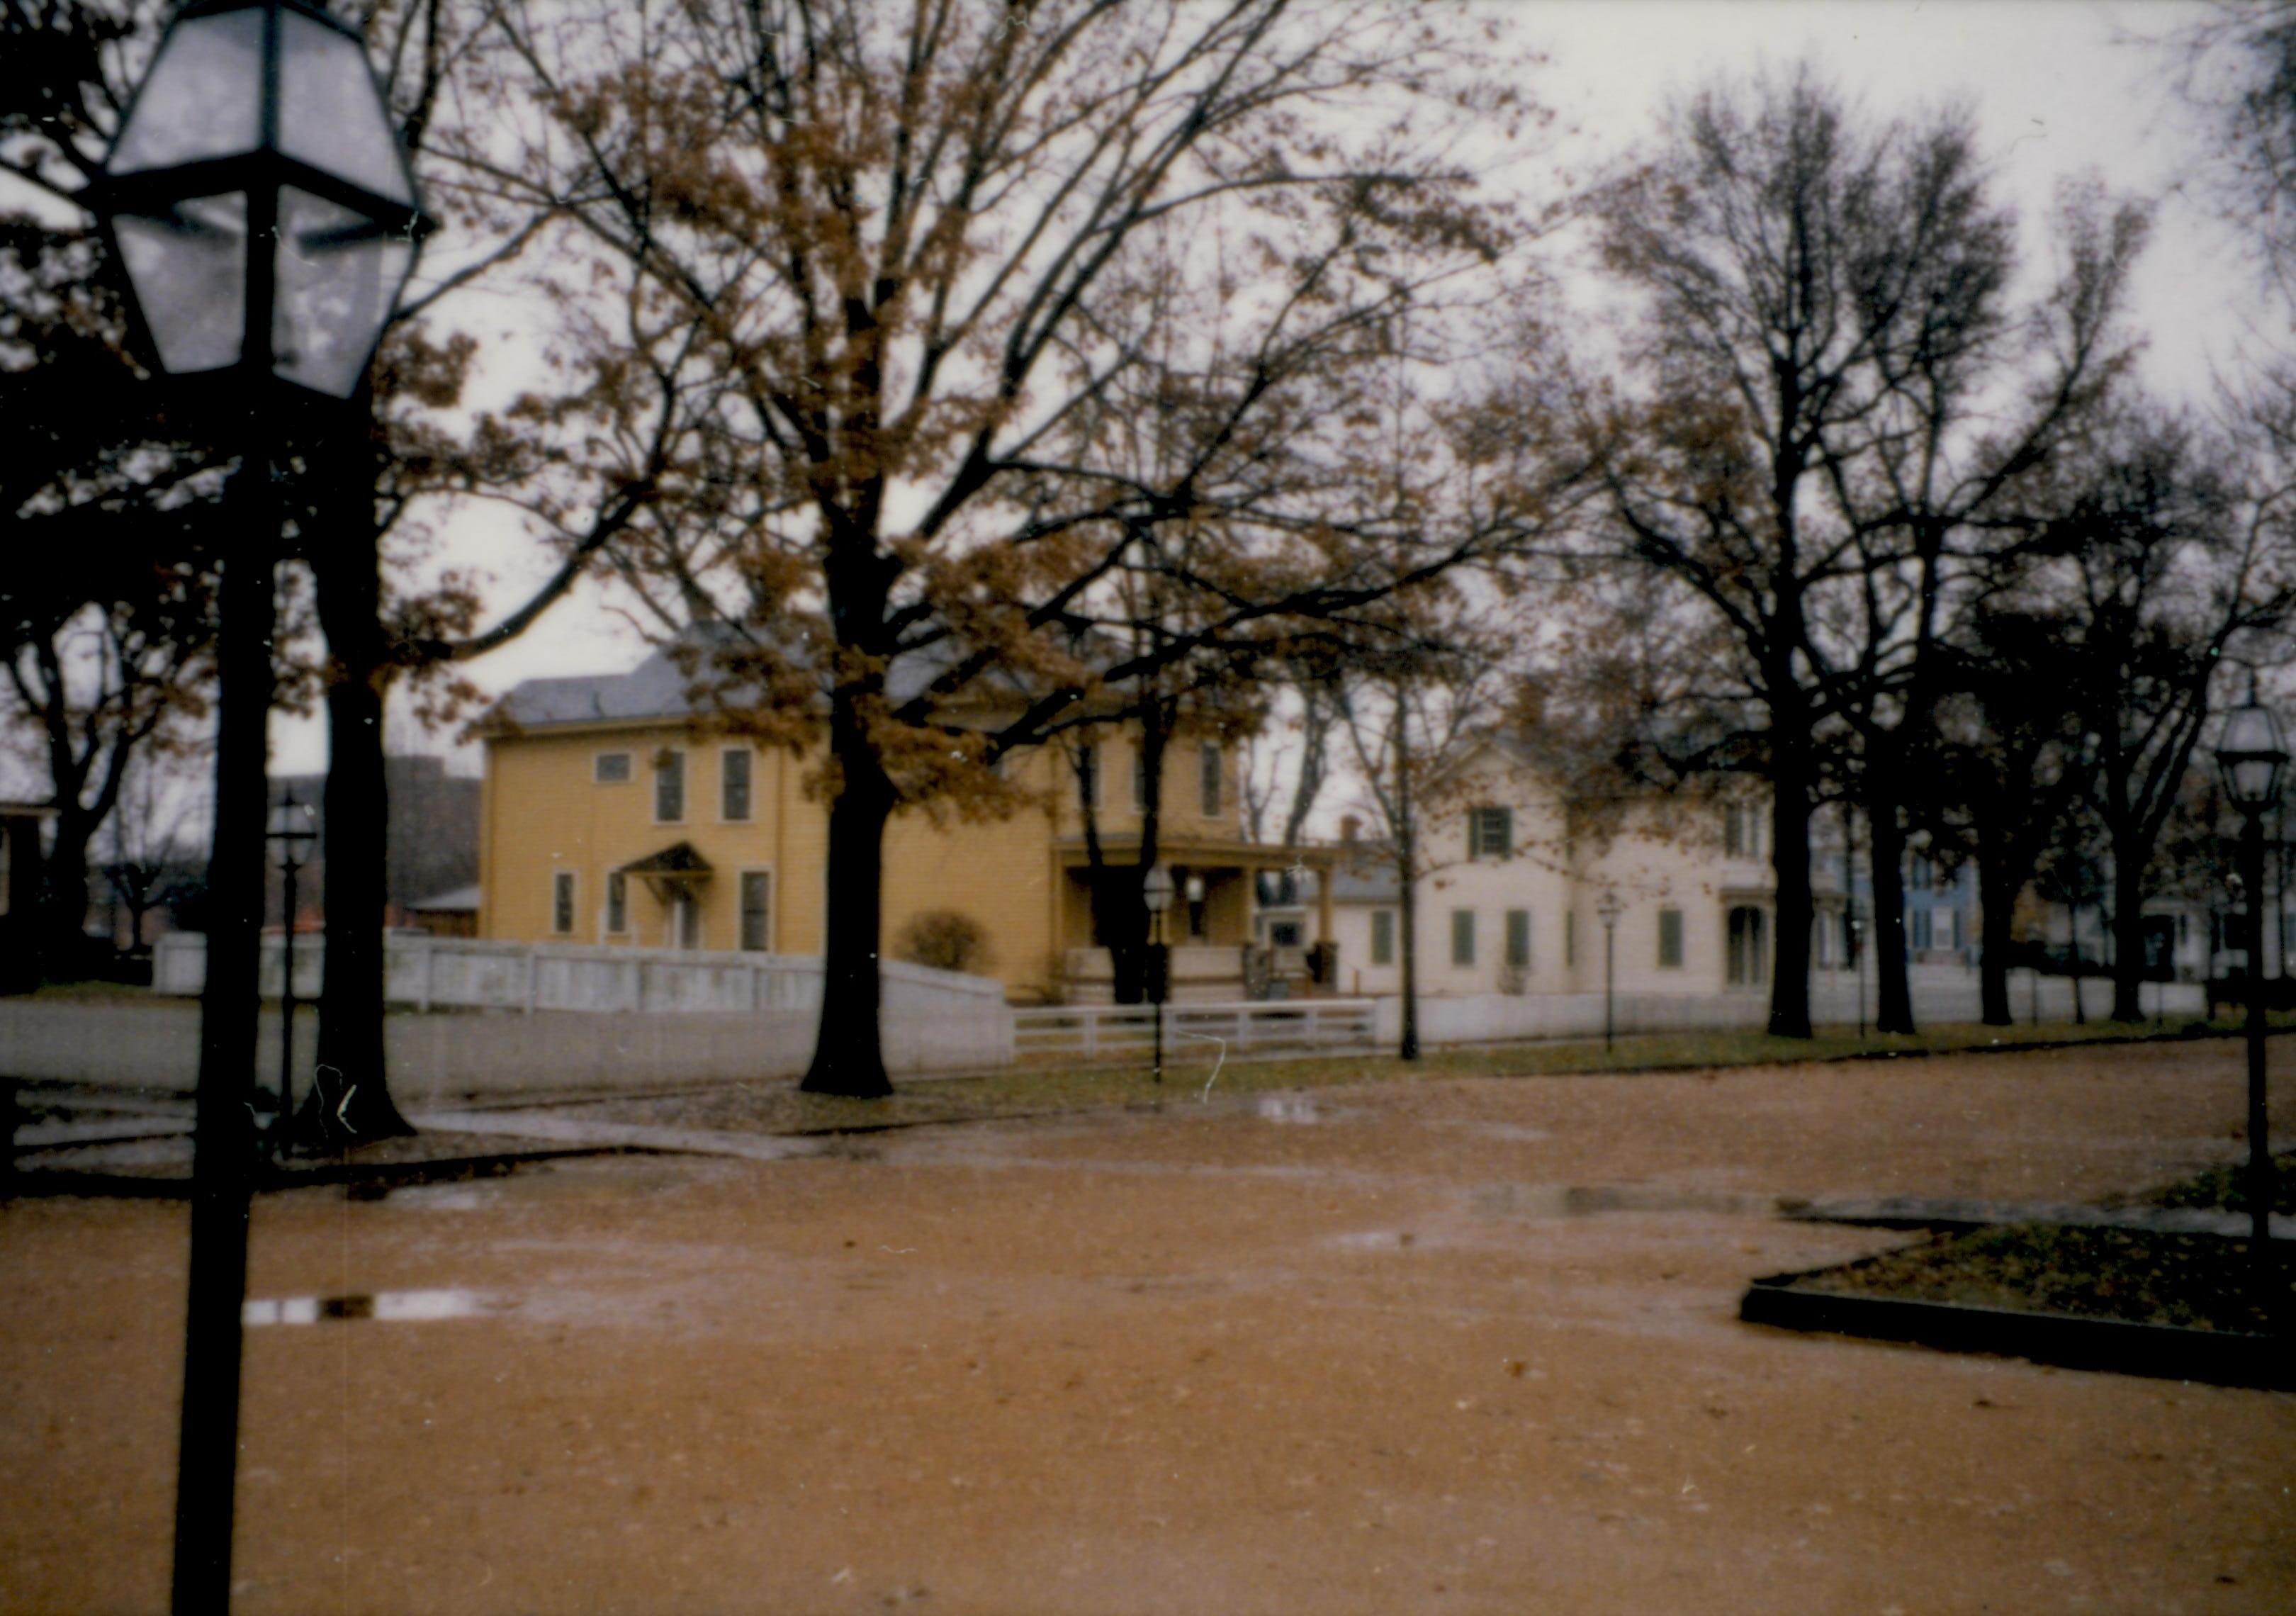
[2221,704,2285,759]
[276,11,414,204]
[2230,756,2283,808]
[110,10,264,174]
[113,193,248,375]
[272,186,411,396]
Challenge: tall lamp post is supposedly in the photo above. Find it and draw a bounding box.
[266,790,316,1138]
[1143,865,1174,1084]
[89,4,429,1608]
[2215,678,2287,1255]
[1596,890,1622,1052]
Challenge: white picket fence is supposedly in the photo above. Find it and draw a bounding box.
[1012,999,1378,1060]
[153,930,1002,1016]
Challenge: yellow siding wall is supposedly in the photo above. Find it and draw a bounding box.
[480,723,1160,1000]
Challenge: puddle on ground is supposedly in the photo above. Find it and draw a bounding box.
[1422,1119,1553,1145]
[1256,1096,1332,1124]
[1468,1183,1779,1220]
[242,1289,491,1326]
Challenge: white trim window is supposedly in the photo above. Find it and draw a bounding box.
[604,871,629,936]
[1467,806,1512,860]
[594,751,632,785]
[721,746,753,822]
[739,869,772,952]
[551,870,577,936]
[653,748,686,823]
[1451,908,1476,967]
[1199,742,1223,819]
[1371,909,1396,965]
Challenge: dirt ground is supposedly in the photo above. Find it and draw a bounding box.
[3,1041,2292,1615]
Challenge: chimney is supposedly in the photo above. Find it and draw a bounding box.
[1340,814,1359,843]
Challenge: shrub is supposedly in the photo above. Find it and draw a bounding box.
[896,909,991,975]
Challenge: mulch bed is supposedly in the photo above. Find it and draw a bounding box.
[1744,1153,2292,1384]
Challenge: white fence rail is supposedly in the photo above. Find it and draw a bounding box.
[155,931,1001,1016]
[1013,999,1377,1060]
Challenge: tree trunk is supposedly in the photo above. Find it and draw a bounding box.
[1868,799,1915,1036]
[1976,853,2018,1027]
[1394,706,1419,1061]
[304,499,412,1143]
[2110,845,2147,1022]
[1767,749,1815,1039]
[801,697,896,1099]
[1397,838,1419,1062]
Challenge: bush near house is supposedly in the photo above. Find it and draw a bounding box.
[896,910,993,975]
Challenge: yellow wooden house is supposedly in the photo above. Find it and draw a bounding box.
[474,639,1335,1003]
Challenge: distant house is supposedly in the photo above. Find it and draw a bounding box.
[473,636,1335,1004]
[403,882,481,938]
[267,756,482,930]
[0,802,56,990]
[1324,744,1855,1002]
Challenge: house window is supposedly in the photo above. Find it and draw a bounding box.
[1200,743,1223,818]
[1658,907,1684,969]
[1451,909,1476,967]
[1505,909,1531,970]
[1269,919,1302,948]
[1468,806,1512,860]
[1909,907,1933,950]
[551,870,576,936]
[1723,804,1743,858]
[1371,909,1396,965]
[739,870,771,952]
[595,751,632,784]
[654,748,686,822]
[1910,852,1933,892]
[1727,905,1767,985]
[605,872,628,935]
[721,748,753,821]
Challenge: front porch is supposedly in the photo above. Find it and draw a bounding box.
[1053,835,1338,1004]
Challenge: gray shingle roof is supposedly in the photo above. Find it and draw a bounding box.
[488,623,1088,731]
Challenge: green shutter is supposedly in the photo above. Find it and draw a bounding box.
[1658,907,1684,968]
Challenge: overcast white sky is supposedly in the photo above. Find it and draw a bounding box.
[271,0,2266,777]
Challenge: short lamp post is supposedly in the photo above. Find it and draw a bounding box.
[1142,865,1174,1084]
[89,4,429,1609]
[1595,890,1623,1052]
[266,790,316,1138]
[2215,680,2287,1255]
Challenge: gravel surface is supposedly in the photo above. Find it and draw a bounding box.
[2,1038,2291,1614]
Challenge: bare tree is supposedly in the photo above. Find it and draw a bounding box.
[1585,65,2144,1037]
[461,0,1548,1094]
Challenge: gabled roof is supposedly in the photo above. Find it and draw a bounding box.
[484,622,1114,734]
[617,841,714,876]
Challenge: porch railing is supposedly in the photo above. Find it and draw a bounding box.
[1011,998,1376,1060]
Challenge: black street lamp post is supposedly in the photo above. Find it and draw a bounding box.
[89,4,429,1608]
[2215,678,2287,1256]
[1596,890,1622,1052]
[266,790,316,1139]
[1143,865,1174,1084]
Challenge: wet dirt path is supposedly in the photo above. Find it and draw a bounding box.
[3,1043,2291,1613]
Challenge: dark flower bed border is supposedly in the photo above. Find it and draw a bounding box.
[1740,1269,2291,1389]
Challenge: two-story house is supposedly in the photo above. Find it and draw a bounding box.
[1327,741,1852,1001]
[474,637,1333,1004]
